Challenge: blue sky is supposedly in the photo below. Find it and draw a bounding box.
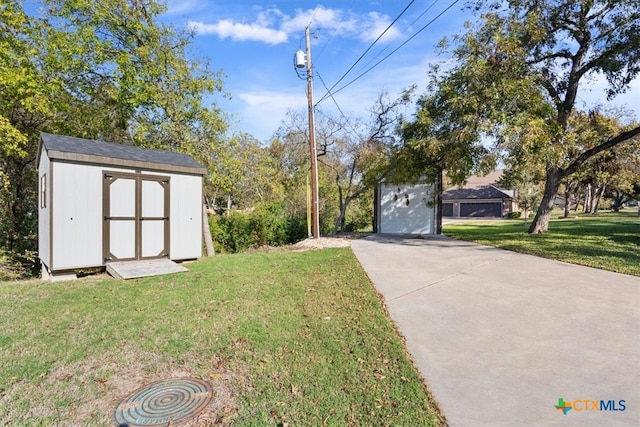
[23,1,640,142]
[161,0,472,141]
[161,0,640,143]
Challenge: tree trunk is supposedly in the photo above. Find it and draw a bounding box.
[211,189,219,212]
[611,190,625,212]
[335,203,347,234]
[528,168,562,234]
[202,203,215,256]
[564,189,570,218]
[373,184,379,233]
[593,184,606,213]
[334,186,367,234]
[334,182,345,234]
[583,184,591,213]
[587,183,600,214]
[435,167,443,235]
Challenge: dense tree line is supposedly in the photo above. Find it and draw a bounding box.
[0,0,228,278]
[2,0,639,277]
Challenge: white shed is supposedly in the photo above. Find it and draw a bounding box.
[37,132,206,280]
[376,182,438,235]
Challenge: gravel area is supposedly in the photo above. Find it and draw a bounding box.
[290,236,353,251]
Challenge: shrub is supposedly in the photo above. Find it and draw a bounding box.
[0,249,38,281]
[209,204,308,253]
[209,213,251,253]
[507,211,522,219]
[284,213,308,243]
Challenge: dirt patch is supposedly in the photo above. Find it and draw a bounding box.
[0,349,239,426]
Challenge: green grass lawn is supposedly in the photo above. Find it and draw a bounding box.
[0,248,443,426]
[444,211,639,276]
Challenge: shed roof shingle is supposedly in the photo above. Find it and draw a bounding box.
[39,132,206,175]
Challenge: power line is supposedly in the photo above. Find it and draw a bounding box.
[316,72,363,138]
[315,0,416,106]
[315,20,344,61]
[406,0,441,30]
[308,8,319,28]
[312,0,439,133]
[357,0,439,73]
[317,0,460,106]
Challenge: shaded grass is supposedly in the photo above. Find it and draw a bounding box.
[444,212,639,276]
[0,248,443,426]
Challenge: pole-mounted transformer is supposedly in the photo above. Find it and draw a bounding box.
[294,50,306,69]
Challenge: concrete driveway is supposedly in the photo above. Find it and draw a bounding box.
[351,235,640,427]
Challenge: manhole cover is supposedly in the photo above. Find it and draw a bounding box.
[113,377,213,426]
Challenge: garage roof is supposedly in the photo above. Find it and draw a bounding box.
[38,132,206,175]
[443,185,512,200]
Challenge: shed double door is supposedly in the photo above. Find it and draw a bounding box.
[103,171,170,262]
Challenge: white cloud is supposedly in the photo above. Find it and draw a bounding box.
[280,6,355,35]
[232,53,437,142]
[359,12,402,43]
[164,0,204,15]
[236,91,308,140]
[188,20,288,45]
[239,91,306,109]
[190,6,403,46]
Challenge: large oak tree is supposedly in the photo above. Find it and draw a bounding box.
[0,0,228,274]
[410,0,640,233]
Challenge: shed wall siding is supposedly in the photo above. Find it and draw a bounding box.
[170,174,202,260]
[43,152,202,270]
[38,152,51,268]
[51,161,103,270]
[379,183,436,234]
[47,161,202,271]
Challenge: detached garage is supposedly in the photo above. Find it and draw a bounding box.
[442,170,518,218]
[37,133,206,280]
[442,185,514,218]
[375,183,437,234]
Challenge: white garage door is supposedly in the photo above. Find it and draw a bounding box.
[379,184,436,234]
[460,202,502,217]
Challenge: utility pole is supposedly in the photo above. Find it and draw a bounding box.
[305,26,320,239]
